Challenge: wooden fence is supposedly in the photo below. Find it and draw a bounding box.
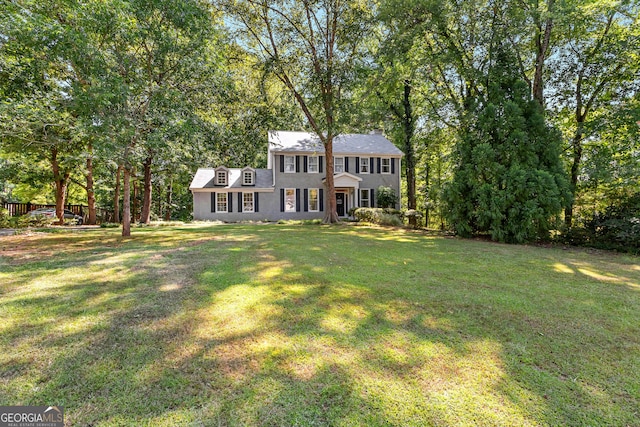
[2,202,114,223]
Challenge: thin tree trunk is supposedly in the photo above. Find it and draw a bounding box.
[140,156,152,224]
[565,122,584,228]
[532,0,554,106]
[164,178,173,221]
[114,165,122,223]
[86,144,96,225]
[51,147,70,225]
[402,80,417,227]
[122,167,131,237]
[132,168,139,223]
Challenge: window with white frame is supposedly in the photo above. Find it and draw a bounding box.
[360,157,370,173]
[216,170,227,185]
[284,156,295,173]
[216,193,228,212]
[308,188,319,212]
[381,158,391,174]
[360,189,370,207]
[243,192,254,212]
[243,171,254,185]
[285,188,296,212]
[334,157,344,173]
[308,156,319,173]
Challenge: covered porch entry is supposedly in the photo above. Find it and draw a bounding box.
[325,172,362,218]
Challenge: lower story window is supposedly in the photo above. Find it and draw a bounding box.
[360,189,370,208]
[285,188,296,212]
[309,188,319,212]
[217,193,228,212]
[243,192,254,212]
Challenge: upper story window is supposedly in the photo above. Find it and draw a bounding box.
[334,157,344,173]
[216,170,227,185]
[308,156,319,173]
[284,156,295,173]
[381,158,391,174]
[243,170,254,185]
[360,157,370,174]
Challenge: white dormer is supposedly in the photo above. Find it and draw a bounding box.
[241,167,255,186]
[214,166,229,186]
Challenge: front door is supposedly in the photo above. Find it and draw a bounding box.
[336,192,346,216]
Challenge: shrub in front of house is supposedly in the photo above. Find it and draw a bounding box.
[0,208,10,228]
[354,208,403,226]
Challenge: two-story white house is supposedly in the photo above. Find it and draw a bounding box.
[190,130,404,221]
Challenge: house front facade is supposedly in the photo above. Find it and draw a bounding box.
[190,131,404,221]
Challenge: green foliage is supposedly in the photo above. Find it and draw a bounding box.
[562,192,640,254]
[445,48,570,243]
[0,208,10,228]
[376,186,398,209]
[99,222,120,228]
[354,208,403,226]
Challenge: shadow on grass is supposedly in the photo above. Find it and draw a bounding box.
[1,225,638,426]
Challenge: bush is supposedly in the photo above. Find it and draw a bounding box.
[403,209,423,228]
[354,208,404,226]
[15,214,55,228]
[100,222,121,228]
[560,193,640,254]
[376,186,398,209]
[0,208,10,228]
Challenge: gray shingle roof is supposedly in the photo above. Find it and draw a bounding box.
[268,131,404,156]
[189,168,273,190]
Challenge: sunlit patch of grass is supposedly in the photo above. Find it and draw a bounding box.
[0,224,639,425]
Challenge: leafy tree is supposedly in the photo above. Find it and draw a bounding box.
[376,186,398,209]
[228,0,375,223]
[445,48,569,243]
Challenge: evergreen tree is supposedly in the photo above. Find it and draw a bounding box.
[445,48,570,243]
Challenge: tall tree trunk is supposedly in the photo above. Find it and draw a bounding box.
[114,164,122,223]
[122,167,131,237]
[86,144,96,225]
[565,121,584,228]
[402,80,417,227]
[424,159,430,229]
[132,168,139,223]
[51,147,70,225]
[164,177,173,221]
[532,0,554,106]
[323,136,340,223]
[140,155,152,224]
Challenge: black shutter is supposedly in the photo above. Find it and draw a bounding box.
[280,188,285,212]
[211,193,216,212]
[370,157,375,174]
[357,189,360,206]
[391,158,396,174]
[296,189,301,212]
[355,157,360,173]
[238,193,242,212]
[370,189,375,207]
[377,157,381,174]
[345,157,349,173]
[296,155,300,173]
[228,192,233,212]
[304,189,309,212]
[319,156,324,173]
[280,155,284,173]
[319,189,324,211]
[255,192,259,212]
[303,156,308,173]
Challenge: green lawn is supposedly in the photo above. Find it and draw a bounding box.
[1,224,638,426]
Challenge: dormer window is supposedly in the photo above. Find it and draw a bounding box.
[216,170,228,186]
[243,170,254,185]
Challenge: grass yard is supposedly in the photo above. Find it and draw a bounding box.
[0,224,639,426]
